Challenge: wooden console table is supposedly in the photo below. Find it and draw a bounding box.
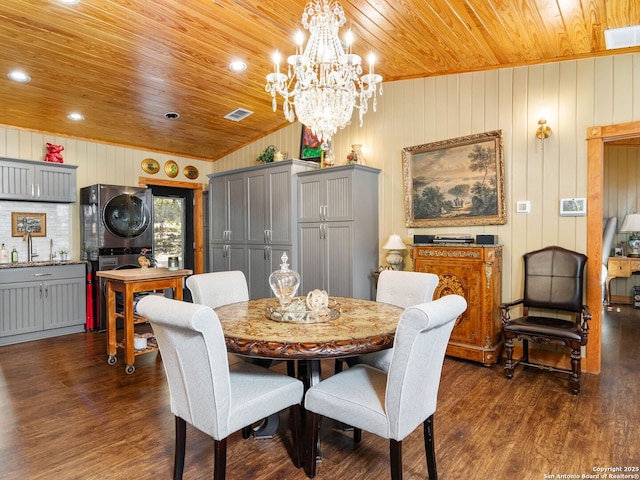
[605,256,640,305]
[97,267,192,374]
[411,244,503,366]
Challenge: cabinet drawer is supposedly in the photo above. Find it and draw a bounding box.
[0,264,85,284]
[608,258,631,276]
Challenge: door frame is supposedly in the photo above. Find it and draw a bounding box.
[138,177,204,274]
[586,120,640,374]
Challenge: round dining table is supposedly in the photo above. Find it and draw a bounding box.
[215,296,404,361]
[215,296,404,438]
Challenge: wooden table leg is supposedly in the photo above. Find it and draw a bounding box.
[106,282,117,364]
[123,285,136,374]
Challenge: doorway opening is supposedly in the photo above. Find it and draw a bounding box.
[149,185,194,272]
[138,177,204,274]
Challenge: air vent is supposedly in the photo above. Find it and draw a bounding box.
[224,108,253,122]
[605,25,640,50]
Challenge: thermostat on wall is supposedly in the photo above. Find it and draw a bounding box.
[516,201,530,213]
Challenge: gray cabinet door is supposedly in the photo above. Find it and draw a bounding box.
[210,176,227,244]
[268,167,295,245]
[43,277,85,329]
[324,222,354,297]
[246,244,293,299]
[34,164,77,202]
[227,174,246,243]
[298,222,353,297]
[0,159,34,200]
[298,168,354,222]
[0,280,43,337]
[246,170,268,244]
[210,243,247,273]
[210,173,246,244]
[298,223,324,294]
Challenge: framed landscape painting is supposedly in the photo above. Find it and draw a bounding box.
[402,130,506,227]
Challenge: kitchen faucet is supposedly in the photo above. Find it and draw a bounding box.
[23,232,38,262]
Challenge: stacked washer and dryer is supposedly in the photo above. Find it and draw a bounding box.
[80,184,153,331]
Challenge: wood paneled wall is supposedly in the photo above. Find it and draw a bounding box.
[215,52,640,304]
[2,52,640,305]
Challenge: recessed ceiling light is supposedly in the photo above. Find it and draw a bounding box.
[8,70,30,83]
[229,61,247,72]
[164,112,180,119]
[57,0,80,4]
[67,112,84,121]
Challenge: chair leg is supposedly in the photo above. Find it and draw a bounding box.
[423,415,437,480]
[174,416,187,480]
[242,426,251,439]
[305,412,320,478]
[389,438,403,480]
[290,404,304,468]
[504,336,515,379]
[213,438,227,480]
[569,347,582,395]
[353,428,362,443]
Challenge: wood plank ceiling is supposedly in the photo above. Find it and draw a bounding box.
[0,0,638,161]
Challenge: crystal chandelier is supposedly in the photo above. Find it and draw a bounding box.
[265,0,383,144]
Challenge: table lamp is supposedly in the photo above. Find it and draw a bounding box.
[383,234,407,270]
[619,213,640,257]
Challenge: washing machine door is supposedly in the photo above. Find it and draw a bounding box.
[103,193,151,239]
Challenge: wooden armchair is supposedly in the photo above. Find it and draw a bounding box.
[500,246,591,394]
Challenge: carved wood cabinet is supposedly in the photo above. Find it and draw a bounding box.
[411,244,503,365]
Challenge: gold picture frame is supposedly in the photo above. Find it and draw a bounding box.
[402,130,506,227]
[12,212,46,237]
[183,165,199,180]
[164,160,179,178]
[141,158,160,174]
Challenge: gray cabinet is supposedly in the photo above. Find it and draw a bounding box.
[0,264,86,345]
[297,164,380,299]
[208,160,318,299]
[0,157,78,202]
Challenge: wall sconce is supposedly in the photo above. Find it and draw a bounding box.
[535,118,552,140]
[383,234,407,270]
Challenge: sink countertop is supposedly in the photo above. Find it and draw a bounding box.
[0,260,87,269]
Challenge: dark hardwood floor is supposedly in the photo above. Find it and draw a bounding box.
[0,305,638,479]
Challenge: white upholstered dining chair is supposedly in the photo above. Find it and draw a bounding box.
[356,269,440,372]
[304,294,467,480]
[136,296,304,480]
[186,270,249,309]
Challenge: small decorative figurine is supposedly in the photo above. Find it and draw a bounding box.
[138,248,151,270]
[44,143,64,163]
[306,289,330,319]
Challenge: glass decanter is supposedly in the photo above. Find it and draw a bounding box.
[269,252,301,309]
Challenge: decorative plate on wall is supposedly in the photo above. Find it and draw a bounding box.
[164,160,179,178]
[183,165,199,180]
[141,158,160,174]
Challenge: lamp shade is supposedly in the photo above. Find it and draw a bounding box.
[619,214,640,233]
[383,234,407,251]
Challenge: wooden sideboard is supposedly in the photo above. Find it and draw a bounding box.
[605,256,640,305]
[411,244,503,366]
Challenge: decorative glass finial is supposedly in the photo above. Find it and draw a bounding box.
[269,252,301,309]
